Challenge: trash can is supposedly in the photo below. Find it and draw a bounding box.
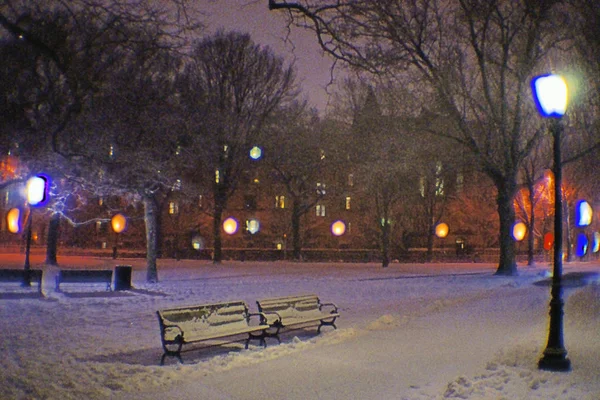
[113,265,132,291]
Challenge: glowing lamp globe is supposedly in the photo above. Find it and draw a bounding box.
[531,74,568,118]
[7,208,21,234]
[543,232,554,251]
[246,219,260,234]
[592,232,600,253]
[111,213,127,233]
[249,146,262,160]
[192,235,205,250]
[223,217,238,235]
[512,222,527,241]
[26,175,49,206]
[435,223,449,238]
[575,233,588,257]
[574,200,593,228]
[331,220,346,236]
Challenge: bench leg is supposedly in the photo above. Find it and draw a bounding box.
[246,332,268,349]
[317,317,338,334]
[161,351,184,365]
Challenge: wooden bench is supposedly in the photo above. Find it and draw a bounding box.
[257,294,339,342]
[0,268,43,285]
[55,270,113,292]
[156,300,271,364]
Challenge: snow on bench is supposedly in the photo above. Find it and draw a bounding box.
[156,300,270,364]
[257,294,339,342]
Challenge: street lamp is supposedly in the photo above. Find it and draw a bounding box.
[22,175,50,286]
[531,73,571,371]
[111,213,127,259]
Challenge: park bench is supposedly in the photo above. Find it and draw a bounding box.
[0,268,43,285]
[257,294,339,342]
[156,300,271,364]
[55,269,113,292]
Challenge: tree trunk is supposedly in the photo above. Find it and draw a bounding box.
[212,202,223,264]
[425,224,434,263]
[144,194,159,283]
[495,184,518,276]
[45,212,60,266]
[292,201,302,260]
[527,182,536,266]
[381,222,390,268]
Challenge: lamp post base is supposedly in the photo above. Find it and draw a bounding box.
[538,348,571,372]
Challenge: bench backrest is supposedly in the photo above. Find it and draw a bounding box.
[157,301,250,338]
[58,270,112,283]
[0,269,43,283]
[257,294,323,320]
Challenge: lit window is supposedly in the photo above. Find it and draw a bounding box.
[169,202,179,215]
[435,161,444,196]
[96,221,102,232]
[456,173,464,193]
[98,198,104,206]
[172,179,182,191]
[198,195,203,209]
[348,174,354,187]
[419,176,426,197]
[316,204,326,217]
[175,145,182,155]
[345,196,351,210]
[320,149,326,160]
[215,169,220,183]
[109,145,115,158]
[276,195,286,209]
[316,182,326,196]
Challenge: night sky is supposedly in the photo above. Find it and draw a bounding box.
[200,0,335,112]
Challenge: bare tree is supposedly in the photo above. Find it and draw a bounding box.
[176,31,299,263]
[269,0,569,275]
[0,1,198,278]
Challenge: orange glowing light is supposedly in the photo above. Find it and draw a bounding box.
[435,223,449,238]
[223,217,238,235]
[543,233,554,251]
[7,208,21,234]
[331,220,346,236]
[512,222,527,241]
[111,213,127,233]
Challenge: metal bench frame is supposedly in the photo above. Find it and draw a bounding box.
[156,301,270,364]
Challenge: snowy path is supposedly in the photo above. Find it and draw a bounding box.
[1,257,599,399]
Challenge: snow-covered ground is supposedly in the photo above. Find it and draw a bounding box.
[1,256,599,399]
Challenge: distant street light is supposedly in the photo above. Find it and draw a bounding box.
[111,213,127,259]
[435,223,449,238]
[512,222,527,241]
[331,220,346,236]
[6,208,21,234]
[223,217,239,235]
[531,73,571,372]
[23,174,50,286]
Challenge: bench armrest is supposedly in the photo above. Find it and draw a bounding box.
[161,323,184,341]
[247,312,270,326]
[319,302,338,314]
[259,311,282,327]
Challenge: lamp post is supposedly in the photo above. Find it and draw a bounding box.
[111,213,127,259]
[22,175,49,286]
[531,74,571,371]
